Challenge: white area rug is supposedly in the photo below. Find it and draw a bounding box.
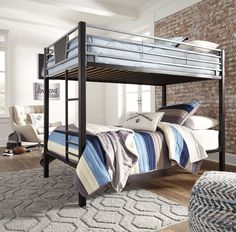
[0,165,188,232]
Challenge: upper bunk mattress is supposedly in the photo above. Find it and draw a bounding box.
[46,35,221,77]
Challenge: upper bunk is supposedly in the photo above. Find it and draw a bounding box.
[44,22,224,86]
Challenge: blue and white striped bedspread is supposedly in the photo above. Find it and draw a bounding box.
[48,123,207,196]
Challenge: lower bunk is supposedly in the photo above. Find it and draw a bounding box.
[43,122,213,207]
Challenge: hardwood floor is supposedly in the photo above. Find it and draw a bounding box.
[0,147,235,232]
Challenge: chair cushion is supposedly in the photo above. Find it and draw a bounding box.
[13,105,27,126]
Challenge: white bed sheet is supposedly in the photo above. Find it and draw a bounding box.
[192,129,219,151]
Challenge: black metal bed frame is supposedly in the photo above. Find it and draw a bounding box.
[43,21,225,207]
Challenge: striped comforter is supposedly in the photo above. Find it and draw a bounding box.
[48,123,207,197]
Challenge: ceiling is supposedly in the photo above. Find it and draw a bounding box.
[0,0,156,30]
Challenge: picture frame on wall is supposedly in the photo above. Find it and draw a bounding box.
[34,82,60,100]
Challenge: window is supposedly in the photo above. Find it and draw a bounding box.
[124,84,154,115]
[0,30,8,117]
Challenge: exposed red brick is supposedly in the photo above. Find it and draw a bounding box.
[155,0,236,153]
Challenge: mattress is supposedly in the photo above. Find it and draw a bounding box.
[192,129,219,151]
[46,34,220,77]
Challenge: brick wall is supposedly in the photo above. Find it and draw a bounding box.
[154,0,236,154]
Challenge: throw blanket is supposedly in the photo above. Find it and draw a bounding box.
[86,123,138,192]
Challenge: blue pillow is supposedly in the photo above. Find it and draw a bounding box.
[157,100,201,125]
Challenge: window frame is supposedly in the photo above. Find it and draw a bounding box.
[0,29,9,118]
[124,84,155,116]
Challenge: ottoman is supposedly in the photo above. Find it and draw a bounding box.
[188,171,236,232]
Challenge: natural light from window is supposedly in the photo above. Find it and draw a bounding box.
[0,31,7,116]
[125,84,152,114]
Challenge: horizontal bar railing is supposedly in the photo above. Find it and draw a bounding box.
[88,53,221,72]
[87,24,221,52]
[48,40,221,65]
[86,33,221,58]
[87,44,221,65]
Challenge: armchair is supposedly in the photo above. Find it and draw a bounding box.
[9,105,61,143]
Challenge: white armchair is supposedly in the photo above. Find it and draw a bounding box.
[9,105,61,143]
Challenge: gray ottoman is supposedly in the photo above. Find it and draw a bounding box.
[188,171,236,232]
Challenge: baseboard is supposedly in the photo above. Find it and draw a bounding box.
[207,152,236,166]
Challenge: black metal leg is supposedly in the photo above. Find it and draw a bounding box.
[219,50,225,171]
[162,85,167,106]
[79,193,86,207]
[78,22,87,207]
[44,152,49,178]
[44,47,50,177]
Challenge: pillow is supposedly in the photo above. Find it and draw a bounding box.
[155,36,188,48]
[157,100,201,125]
[29,113,44,129]
[14,105,27,126]
[183,115,218,130]
[122,112,164,132]
[178,40,219,53]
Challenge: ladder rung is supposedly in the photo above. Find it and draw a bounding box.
[66,151,79,158]
[66,141,79,146]
[67,98,79,101]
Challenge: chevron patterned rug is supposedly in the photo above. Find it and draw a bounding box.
[0,165,188,232]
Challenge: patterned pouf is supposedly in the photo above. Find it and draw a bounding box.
[188,171,236,232]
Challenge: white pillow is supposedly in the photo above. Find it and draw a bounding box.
[122,112,164,132]
[183,115,218,130]
[178,40,219,53]
[29,113,44,129]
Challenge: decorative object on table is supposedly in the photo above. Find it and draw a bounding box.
[0,165,188,232]
[34,82,60,100]
[189,171,236,231]
[6,131,21,149]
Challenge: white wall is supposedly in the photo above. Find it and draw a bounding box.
[0,19,106,146]
[86,82,106,125]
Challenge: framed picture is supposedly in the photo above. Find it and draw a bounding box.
[34,82,60,100]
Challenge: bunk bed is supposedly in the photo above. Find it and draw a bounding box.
[43,21,225,207]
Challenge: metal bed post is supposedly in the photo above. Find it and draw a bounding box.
[219,50,225,171]
[78,21,87,207]
[65,70,69,161]
[162,85,167,106]
[44,47,49,178]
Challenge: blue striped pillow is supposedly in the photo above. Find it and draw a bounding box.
[158,100,201,125]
